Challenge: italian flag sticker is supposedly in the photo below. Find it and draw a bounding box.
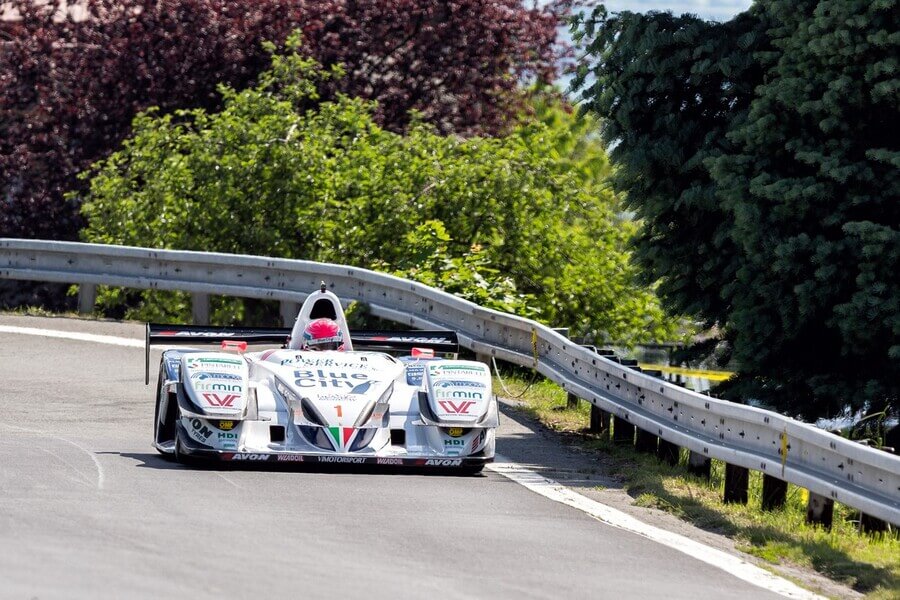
[327,427,356,450]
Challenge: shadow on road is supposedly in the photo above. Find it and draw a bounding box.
[496,400,625,494]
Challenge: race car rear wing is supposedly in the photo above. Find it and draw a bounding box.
[145,323,459,384]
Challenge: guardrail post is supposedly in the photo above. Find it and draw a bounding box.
[657,439,680,466]
[806,492,834,529]
[761,474,787,510]
[612,415,635,444]
[586,347,614,436]
[280,300,300,327]
[635,428,658,454]
[589,405,609,436]
[724,464,749,504]
[566,392,579,410]
[78,283,96,314]
[192,293,209,325]
[687,451,711,480]
[859,513,888,535]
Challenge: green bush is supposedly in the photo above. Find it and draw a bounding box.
[79,35,681,344]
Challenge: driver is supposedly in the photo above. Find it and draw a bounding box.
[301,318,345,351]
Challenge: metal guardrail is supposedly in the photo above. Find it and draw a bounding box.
[2,238,898,525]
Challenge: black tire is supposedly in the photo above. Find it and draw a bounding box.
[154,362,179,459]
[153,365,164,454]
[174,432,201,467]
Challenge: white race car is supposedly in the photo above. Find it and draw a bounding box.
[147,286,498,473]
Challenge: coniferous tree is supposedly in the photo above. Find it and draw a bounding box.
[571,6,770,327]
[710,0,899,418]
[573,1,899,418]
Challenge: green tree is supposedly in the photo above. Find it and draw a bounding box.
[572,2,899,418]
[570,5,770,326]
[710,0,899,418]
[79,37,680,345]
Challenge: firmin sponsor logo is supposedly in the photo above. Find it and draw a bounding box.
[435,389,483,400]
[194,382,242,392]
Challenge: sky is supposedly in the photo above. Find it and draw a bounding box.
[551,1,755,90]
[574,1,753,22]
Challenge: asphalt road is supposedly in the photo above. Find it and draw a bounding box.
[0,315,789,599]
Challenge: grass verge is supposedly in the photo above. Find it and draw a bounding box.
[1,306,84,319]
[494,374,900,599]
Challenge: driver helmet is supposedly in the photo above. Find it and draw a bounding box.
[302,318,344,351]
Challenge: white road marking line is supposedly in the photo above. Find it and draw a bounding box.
[215,472,241,488]
[488,457,824,600]
[0,325,144,348]
[1,323,824,598]
[40,447,97,489]
[1,422,106,490]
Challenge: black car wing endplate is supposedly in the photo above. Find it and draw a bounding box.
[145,323,459,384]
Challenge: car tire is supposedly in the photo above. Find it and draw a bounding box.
[174,433,200,467]
[153,366,165,455]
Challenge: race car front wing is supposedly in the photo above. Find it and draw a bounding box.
[170,420,492,470]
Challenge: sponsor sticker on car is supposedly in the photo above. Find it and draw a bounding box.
[316,456,366,464]
[275,455,305,462]
[280,355,380,370]
[405,364,426,386]
[187,418,213,442]
[420,459,463,467]
[434,380,487,389]
[429,363,486,374]
[224,453,271,462]
[437,400,477,415]
[194,382,242,392]
[191,372,242,381]
[293,368,370,389]
[202,393,240,408]
[186,357,244,371]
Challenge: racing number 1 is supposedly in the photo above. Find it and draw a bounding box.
[334,405,343,417]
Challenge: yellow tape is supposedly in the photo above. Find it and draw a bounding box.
[637,363,734,382]
[780,428,788,477]
[531,329,538,367]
